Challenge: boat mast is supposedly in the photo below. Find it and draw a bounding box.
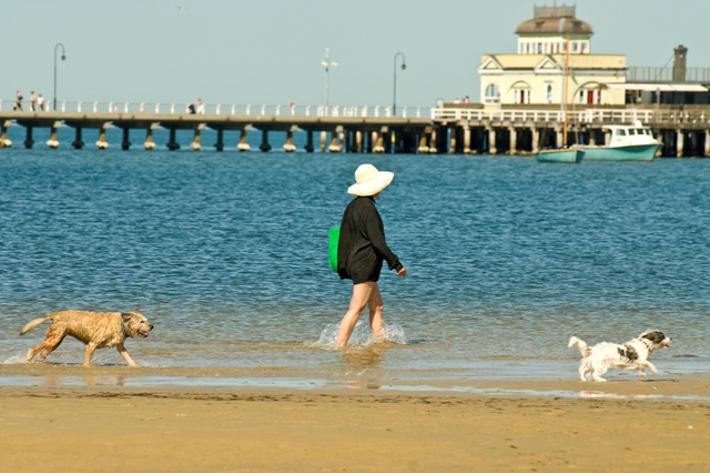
[563,33,570,146]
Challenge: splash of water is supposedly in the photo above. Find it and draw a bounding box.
[2,355,27,364]
[307,320,406,349]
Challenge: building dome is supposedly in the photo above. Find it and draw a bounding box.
[515,5,593,36]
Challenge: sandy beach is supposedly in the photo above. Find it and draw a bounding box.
[1,374,709,473]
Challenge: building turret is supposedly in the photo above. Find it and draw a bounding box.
[673,45,688,82]
[515,5,593,55]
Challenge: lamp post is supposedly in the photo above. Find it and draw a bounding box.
[53,43,66,111]
[321,48,338,109]
[393,52,406,116]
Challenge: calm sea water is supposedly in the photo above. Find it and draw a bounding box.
[1,128,709,387]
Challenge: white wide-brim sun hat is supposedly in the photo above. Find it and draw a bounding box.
[347,164,394,196]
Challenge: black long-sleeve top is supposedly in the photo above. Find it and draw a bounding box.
[337,196,403,283]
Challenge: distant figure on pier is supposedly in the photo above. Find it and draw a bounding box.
[463,96,470,104]
[29,91,37,111]
[187,102,196,114]
[14,90,23,111]
[289,101,296,116]
[196,98,205,114]
[37,94,45,111]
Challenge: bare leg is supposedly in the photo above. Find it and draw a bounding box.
[336,282,376,347]
[116,343,137,367]
[367,284,388,342]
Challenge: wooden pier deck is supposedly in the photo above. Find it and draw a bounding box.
[1,102,709,157]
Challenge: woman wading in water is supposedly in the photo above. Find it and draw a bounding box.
[336,164,406,347]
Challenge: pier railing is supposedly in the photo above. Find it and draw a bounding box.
[431,108,710,125]
[627,66,710,82]
[3,99,708,127]
[0,100,431,119]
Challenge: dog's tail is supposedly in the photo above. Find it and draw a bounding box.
[568,336,591,357]
[20,316,50,335]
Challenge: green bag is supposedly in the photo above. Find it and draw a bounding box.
[328,227,340,272]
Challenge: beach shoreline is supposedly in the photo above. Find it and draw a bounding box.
[1,374,709,473]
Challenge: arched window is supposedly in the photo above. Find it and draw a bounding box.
[484,83,500,104]
[510,82,531,104]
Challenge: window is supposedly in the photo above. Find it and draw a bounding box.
[537,43,542,53]
[484,83,500,104]
[513,88,530,104]
[546,83,553,104]
[616,129,627,136]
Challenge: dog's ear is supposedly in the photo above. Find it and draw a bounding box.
[134,306,141,313]
[122,312,133,321]
[642,331,665,344]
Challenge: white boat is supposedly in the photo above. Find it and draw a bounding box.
[583,121,662,162]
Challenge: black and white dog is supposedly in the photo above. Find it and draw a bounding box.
[568,330,671,382]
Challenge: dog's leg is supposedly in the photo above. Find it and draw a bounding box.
[28,329,66,362]
[578,364,589,382]
[591,361,609,382]
[37,337,65,362]
[591,372,608,382]
[26,344,44,362]
[637,361,657,377]
[83,343,98,367]
[116,343,137,367]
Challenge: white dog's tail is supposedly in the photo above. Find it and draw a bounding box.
[568,336,591,357]
[20,316,50,335]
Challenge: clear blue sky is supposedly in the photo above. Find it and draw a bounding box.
[3,0,709,108]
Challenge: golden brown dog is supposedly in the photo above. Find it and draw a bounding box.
[21,309,153,367]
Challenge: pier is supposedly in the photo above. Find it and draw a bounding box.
[1,101,710,157]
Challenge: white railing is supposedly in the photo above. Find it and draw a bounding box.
[0,100,431,119]
[4,99,705,125]
[430,108,710,125]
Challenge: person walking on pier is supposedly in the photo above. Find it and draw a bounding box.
[37,94,45,111]
[335,164,406,347]
[29,91,36,111]
[13,90,23,111]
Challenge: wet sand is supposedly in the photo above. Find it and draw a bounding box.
[1,374,709,473]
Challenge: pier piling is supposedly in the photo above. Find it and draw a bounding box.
[72,128,84,149]
[214,129,224,151]
[121,128,130,150]
[167,128,180,150]
[47,121,61,149]
[237,129,250,151]
[0,120,11,148]
[284,126,297,152]
[144,124,157,150]
[304,130,314,153]
[23,127,34,149]
[259,130,271,152]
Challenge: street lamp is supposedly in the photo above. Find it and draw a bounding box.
[393,52,406,116]
[321,48,338,108]
[53,43,66,111]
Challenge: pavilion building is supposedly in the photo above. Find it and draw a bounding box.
[478,4,627,107]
